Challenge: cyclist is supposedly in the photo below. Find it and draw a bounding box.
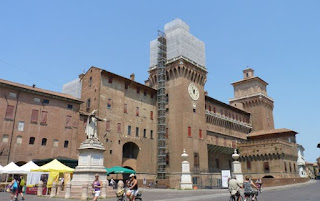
[243,176,258,200]
[255,177,262,192]
[126,174,138,201]
[228,175,242,201]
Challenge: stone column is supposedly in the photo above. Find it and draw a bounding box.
[101,181,108,198]
[180,149,193,190]
[80,184,88,201]
[50,182,57,198]
[64,182,71,199]
[37,181,43,196]
[232,149,244,184]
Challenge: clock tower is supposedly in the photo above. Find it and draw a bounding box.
[148,19,208,177]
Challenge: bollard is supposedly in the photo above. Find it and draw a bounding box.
[64,182,71,199]
[57,181,62,194]
[81,184,88,201]
[101,181,107,198]
[118,180,124,188]
[50,181,57,198]
[37,181,43,196]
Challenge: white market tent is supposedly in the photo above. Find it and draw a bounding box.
[19,161,39,174]
[2,162,21,174]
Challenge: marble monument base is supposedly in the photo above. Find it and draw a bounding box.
[232,160,244,184]
[70,138,108,198]
[180,160,193,190]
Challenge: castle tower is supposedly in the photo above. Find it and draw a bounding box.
[148,19,208,180]
[229,68,274,131]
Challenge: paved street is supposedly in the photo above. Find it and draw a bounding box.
[0,180,319,201]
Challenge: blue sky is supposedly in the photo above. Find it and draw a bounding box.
[1,1,319,162]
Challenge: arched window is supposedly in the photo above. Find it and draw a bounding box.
[64,140,69,148]
[29,137,35,145]
[41,138,47,146]
[16,136,22,144]
[2,134,9,143]
[53,139,59,147]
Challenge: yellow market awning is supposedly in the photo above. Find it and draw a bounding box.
[31,159,74,173]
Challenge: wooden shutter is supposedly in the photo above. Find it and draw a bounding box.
[150,111,153,120]
[66,115,72,127]
[136,107,139,116]
[124,104,127,113]
[199,129,202,139]
[106,120,110,131]
[5,105,14,119]
[117,123,121,132]
[188,127,191,137]
[41,111,48,124]
[31,109,39,123]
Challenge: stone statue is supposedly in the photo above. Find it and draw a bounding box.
[85,110,105,139]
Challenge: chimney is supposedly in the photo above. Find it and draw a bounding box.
[204,91,208,96]
[78,73,85,79]
[32,84,36,88]
[130,73,135,81]
[144,79,150,86]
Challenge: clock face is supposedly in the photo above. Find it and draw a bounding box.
[188,83,199,101]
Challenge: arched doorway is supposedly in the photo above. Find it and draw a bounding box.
[122,142,139,172]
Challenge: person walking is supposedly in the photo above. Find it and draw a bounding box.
[10,176,19,201]
[16,175,25,200]
[92,174,102,201]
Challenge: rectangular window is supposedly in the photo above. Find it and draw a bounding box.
[150,111,153,120]
[18,121,24,131]
[136,107,139,116]
[284,162,287,172]
[107,99,112,109]
[66,115,72,127]
[209,106,211,112]
[124,104,128,113]
[166,153,170,165]
[247,161,251,170]
[41,111,48,124]
[31,109,39,123]
[5,105,14,119]
[289,163,292,172]
[128,125,131,135]
[125,82,128,89]
[188,127,191,137]
[194,153,200,168]
[108,76,113,83]
[106,120,110,131]
[264,162,270,172]
[213,107,216,113]
[89,77,92,87]
[150,130,153,139]
[144,90,147,96]
[67,104,73,110]
[86,99,91,112]
[232,141,236,148]
[117,123,121,133]
[136,127,139,137]
[199,129,202,139]
[9,92,16,98]
[34,98,40,103]
[143,129,146,138]
[42,99,49,104]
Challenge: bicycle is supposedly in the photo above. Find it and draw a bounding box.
[229,193,244,201]
[116,188,142,201]
[243,191,258,201]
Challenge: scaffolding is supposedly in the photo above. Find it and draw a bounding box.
[156,30,167,179]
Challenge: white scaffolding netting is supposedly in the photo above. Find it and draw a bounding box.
[150,18,206,68]
[62,78,82,99]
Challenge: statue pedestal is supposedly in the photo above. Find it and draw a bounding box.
[70,138,108,198]
[180,150,193,190]
[232,155,243,184]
